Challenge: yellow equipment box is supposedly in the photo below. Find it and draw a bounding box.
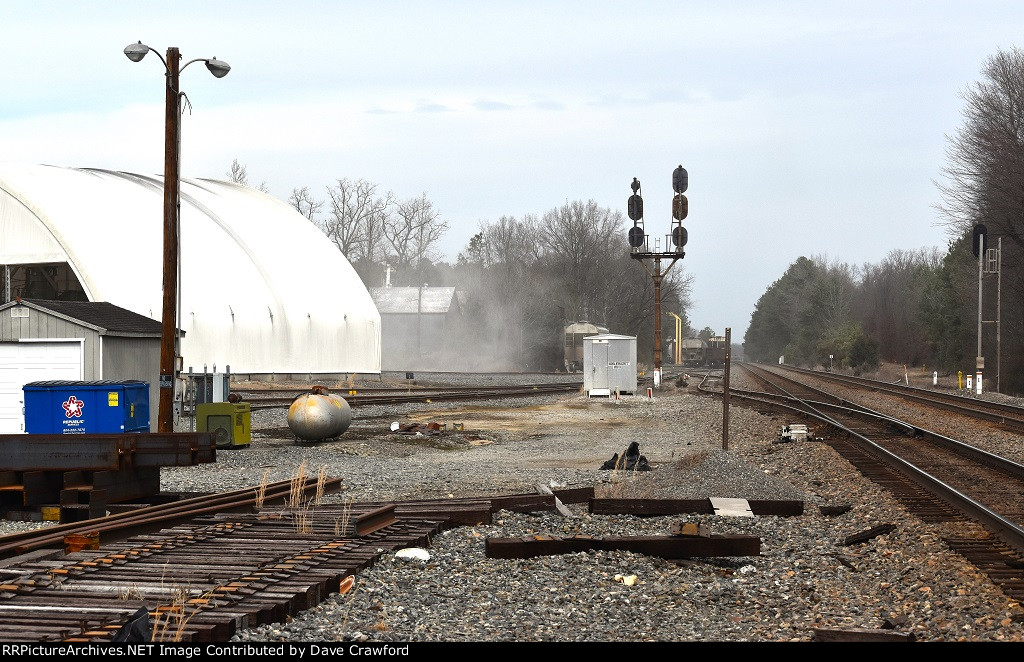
[196,402,251,448]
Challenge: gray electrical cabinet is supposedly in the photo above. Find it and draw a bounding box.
[583,334,637,397]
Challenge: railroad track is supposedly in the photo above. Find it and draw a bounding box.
[771,363,1024,434]
[0,487,595,642]
[699,363,1024,603]
[234,382,583,410]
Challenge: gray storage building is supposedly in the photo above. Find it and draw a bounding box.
[369,286,463,371]
[0,298,164,433]
[584,334,638,397]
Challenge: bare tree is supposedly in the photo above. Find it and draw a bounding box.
[320,178,393,263]
[542,200,624,321]
[935,47,1024,391]
[227,159,248,184]
[453,202,694,370]
[225,159,269,192]
[288,186,324,222]
[382,193,449,270]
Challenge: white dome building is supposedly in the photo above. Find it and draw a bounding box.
[0,163,381,378]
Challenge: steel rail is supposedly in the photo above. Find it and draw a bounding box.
[771,363,1024,431]
[244,382,583,410]
[0,477,343,559]
[712,365,1024,555]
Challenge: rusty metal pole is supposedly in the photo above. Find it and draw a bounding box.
[722,327,731,451]
[158,47,181,433]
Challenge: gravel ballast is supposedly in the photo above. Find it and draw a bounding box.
[137,371,1022,643]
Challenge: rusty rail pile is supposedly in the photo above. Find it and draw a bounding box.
[0,487,785,642]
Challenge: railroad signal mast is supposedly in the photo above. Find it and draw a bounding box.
[628,165,688,385]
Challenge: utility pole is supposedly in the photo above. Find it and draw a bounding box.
[996,236,1002,393]
[977,234,984,394]
[627,166,688,387]
[124,41,230,432]
[974,224,986,396]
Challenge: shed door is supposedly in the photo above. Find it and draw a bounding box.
[591,341,609,389]
[0,341,83,433]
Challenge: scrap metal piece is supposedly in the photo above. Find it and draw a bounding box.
[355,505,398,536]
[536,484,573,517]
[710,497,754,517]
[669,521,709,537]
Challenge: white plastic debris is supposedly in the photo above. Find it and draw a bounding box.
[390,421,400,432]
[613,574,638,586]
[739,565,757,574]
[395,547,431,562]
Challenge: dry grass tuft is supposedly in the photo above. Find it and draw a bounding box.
[255,468,271,509]
[314,465,328,505]
[150,568,220,642]
[294,504,313,535]
[117,584,143,601]
[288,462,308,508]
[334,498,354,537]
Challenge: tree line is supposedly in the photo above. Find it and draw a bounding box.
[746,47,1024,395]
[227,161,693,371]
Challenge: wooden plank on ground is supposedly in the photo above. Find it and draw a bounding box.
[589,498,803,517]
[843,524,896,546]
[812,627,915,642]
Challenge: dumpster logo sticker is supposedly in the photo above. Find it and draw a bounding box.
[62,396,85,418]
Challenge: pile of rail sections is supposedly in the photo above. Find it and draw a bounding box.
[0,432,215,523]
[0,488,793,642]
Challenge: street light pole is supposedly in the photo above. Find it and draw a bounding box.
[124,41,230,433]
[160,46,181,435]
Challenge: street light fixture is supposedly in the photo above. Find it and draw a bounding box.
[123,41,230,433]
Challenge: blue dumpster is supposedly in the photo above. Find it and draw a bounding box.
[23,380,150,434]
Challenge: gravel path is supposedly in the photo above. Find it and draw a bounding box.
[191,373,1024,642]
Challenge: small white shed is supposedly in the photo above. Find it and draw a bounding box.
[583,334,637,397]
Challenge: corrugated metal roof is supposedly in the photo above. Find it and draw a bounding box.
[369,287,457,314]
[565,322,609,334]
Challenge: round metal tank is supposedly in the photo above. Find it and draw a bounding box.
[287,386,352,441]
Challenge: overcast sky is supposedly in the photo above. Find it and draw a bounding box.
[3,1,1023,337]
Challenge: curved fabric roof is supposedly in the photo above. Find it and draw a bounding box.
[0,163,381,375]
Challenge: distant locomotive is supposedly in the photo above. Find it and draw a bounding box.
[678,336,728,368]
[703,336,728,367]
[563,321,609,372]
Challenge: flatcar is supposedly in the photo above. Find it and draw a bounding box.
[563,321,609,372]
